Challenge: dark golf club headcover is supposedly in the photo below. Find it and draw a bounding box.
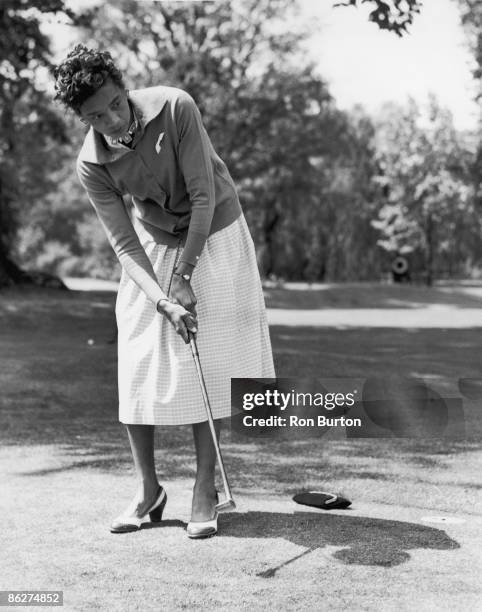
[292,491,351,510]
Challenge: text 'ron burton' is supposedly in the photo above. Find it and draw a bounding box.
[242,415,362,427]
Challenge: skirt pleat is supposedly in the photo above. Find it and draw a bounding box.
[115,214,276,425]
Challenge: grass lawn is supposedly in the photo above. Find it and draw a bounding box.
[1,283,481,611]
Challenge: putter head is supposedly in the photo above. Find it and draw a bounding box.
[215,498,236,512]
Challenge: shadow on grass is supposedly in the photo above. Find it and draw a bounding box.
[12,438,197,481]
[12,433,482,508]
[271,325,482,381]
[1,287,481,491]
[220,511,460,572]
[96,510,460,571]
[264,283,482,310]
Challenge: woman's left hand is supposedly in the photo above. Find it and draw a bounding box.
[170,274,197,315]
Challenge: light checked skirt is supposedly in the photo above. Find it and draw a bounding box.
[115,214,276,425]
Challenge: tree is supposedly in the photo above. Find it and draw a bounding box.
[0,0,91,287]
[42,0,382,282]
[15,122,120,281]
[372,96,478,284]
[314,106,383,281]
[2,0,430,287]
[457,0,482,90]
[75,0,356,280]
[455,0,482,234]
[334,0,423,36]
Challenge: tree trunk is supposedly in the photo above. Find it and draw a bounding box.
[0,242,33,287]
[424,213,434,286]
[261,206,280,278]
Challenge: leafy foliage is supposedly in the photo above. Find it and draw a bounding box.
[70,0,382,281]
[0,0,92,284]
[334,0,423,36]
[4,0,481,285]
[457,0,482,85]
[456,0,482,231]
[372,96,480,283]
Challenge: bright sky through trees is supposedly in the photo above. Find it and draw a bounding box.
[300,0,479,131]
[44,0,480,132]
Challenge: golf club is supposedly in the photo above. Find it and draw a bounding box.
[188,331,236,512]
[166,246,235,512]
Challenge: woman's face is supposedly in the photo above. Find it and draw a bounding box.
[78,78,131,138]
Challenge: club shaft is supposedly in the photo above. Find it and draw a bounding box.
[189,336,234,503]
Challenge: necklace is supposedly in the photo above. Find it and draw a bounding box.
[109,98,138,146]
[119,118,137,144]
[109,118,137,146]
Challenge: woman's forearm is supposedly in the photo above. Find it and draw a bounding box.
[77,160,168,306]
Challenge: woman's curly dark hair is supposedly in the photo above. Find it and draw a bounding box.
[53,44,125,113]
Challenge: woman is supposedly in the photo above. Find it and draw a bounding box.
[53,45,275,538]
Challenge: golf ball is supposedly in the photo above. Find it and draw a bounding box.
[87,339,95,346]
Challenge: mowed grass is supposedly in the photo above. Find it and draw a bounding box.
[1,283,481,611]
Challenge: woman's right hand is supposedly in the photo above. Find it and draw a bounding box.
[156,299,197,344]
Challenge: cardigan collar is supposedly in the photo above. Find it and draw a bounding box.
[77,86,169,165]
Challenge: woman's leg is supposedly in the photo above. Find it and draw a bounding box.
[191,419,221,521]
[122,424,160,515]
